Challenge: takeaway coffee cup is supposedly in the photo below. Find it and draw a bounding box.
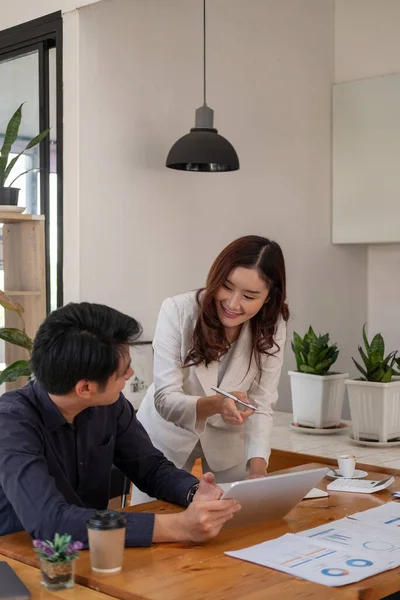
[337,454,356,478]
[87,510,127,573]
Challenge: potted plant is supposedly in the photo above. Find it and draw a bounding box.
[289,326,349,429]
[33,533,83,590]
[0,290,32,385]
[346,325,400,443]
[0,103,49,206]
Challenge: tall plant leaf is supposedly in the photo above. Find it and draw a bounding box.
[381,369,393,383]
[299,364,317,374]
[352,358,368,380]
[358,346,372,371]
[3,128,50,184]
[382,351,397,369]
[370,367,385,382]
[316,346,330,363]
[304,326,316,344]
[0,104,23,185]
[8,168,41,188]
[353,326,397,382]
[314,359,335,374]
[0,328,32,351]
[319,333,330,347]
[307,341,320,369]
[0,290,24,315]
[370,333,385,363]
[0,360,31,385]
[362,324,371,354]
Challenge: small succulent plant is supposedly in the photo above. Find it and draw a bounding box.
[291,326,339,376]
[33,534,83,563]
[352,325,399,383]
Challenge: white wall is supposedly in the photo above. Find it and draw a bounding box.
[335,0,400,83]
[0,0,101,29]
[335,0,400,352]
[368,245,400,353]
[63,0,367,412]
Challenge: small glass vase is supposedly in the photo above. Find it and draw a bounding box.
[40,557,75,590]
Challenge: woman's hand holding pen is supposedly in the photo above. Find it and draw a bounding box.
[218,392,255,425]
[196,392,255,425]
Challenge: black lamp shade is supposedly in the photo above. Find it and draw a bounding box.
[166,127,240,172]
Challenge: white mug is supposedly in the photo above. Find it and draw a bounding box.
[337,455,356,478]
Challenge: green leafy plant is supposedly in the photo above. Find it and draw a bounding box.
[33,534,83,563]
[0,103,49,188]
[0,290,32,384]
[352,325,399,383]
[291,326,339,376]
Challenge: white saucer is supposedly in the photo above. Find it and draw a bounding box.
[327,469,368,479]
[290,422,349,435]
[348,435,400,448]
[0,206,26,213]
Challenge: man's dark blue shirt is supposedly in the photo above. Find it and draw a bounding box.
[0,381,197,546]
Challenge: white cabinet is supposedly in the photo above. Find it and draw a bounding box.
[332,73,400,244]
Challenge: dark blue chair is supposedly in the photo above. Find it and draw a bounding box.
[109,465,131,508]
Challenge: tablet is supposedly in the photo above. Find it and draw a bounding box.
[220,466,329,529]
[0,561,31,599]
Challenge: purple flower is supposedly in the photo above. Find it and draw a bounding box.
[64,541,83,556]
[71,541,83,552]
[33,540,49,551]
[33,535,82,560]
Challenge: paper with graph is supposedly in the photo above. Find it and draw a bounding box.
[300,518,400,567]
[349,501,400,530]
[225,504,400,586]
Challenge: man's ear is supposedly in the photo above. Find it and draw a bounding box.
[75,379,97,399]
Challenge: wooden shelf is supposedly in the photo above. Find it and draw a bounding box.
[3,218,46,391]
[4,290,42,296]
[0,212,45,223]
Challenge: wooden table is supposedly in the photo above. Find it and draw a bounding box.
[0,556,114,599]
[1,462,400,600]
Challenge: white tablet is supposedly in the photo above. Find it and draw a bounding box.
[219,467,329,529]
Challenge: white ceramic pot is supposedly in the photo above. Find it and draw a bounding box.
[289,371,349,429]
[346,378,400,442]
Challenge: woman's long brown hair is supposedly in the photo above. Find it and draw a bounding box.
[184,235,289,373]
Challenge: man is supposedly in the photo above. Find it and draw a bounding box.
[0,302,240,546]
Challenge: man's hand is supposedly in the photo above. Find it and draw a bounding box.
[219,392,255,425]
[152,473,241,544]
[193,472,223,501]
[180,495,240,542]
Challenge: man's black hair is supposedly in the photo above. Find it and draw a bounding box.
[30,302,142,394]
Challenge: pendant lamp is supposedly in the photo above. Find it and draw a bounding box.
[166,0,239,172]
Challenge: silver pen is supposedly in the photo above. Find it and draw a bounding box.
[211,386,257,411]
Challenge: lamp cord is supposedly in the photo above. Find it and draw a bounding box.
[203,0,207,105]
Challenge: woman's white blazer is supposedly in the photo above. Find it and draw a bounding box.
[137,291,286,472]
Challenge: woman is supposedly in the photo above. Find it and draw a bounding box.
[137,235,289,486]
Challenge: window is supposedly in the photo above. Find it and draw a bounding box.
[0,12,63,312]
